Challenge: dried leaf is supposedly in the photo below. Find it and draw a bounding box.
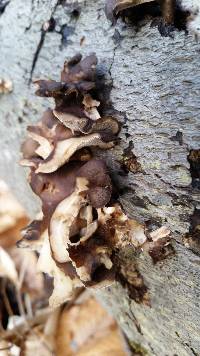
[0,79,13,94]
[0,247,18,285]
[20,308,60,356]
[8,248,44,297]
[0,180,26,235]
[56,295,129,356]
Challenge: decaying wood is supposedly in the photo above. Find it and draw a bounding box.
[0,0,200,355]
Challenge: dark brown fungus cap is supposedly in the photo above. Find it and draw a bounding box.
[30,162,81,215]
[52,94,101,134]
[19,219,42,243]
[105,0,155,23]
[20,109,74,168]
[53,110,120,136]
[36,109,73,143]
[61,53,97,91]
[90,116,120,135]
[20,54,145,306]
[35,133,114,174]
[19,164,82,251]
[77,159,112,208]
[65,202,147,287]
[34,80,68,98]
[34,53,97,100]
[88,187,112,209]
[77,159,111,187]
[53,110,90,134]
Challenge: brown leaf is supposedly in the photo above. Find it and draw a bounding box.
[0,247,18,285]
[0,180,27,235]
[8,248,44,297]
[20,308,60,356]
[56,295,128,356]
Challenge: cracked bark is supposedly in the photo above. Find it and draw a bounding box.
[29,1,59,82]
[0,0,200,355]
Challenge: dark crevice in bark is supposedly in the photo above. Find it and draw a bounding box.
[188,149,200,190]
[122,141,143,174]
[117,270,149,305]
[169,192,193,207]
[112,28,124,45]
[101,36,121,115]
[190,347,199,356]
[183,208,200,256]
[170,130,183,145]
[91,39,121,118]
[0,0,9,15]
[28,2,59,84]
[115,248,150,306]
[154,173,185,189]
[128,308,143,335]
[29,30,46,84]
[190,209,200,233]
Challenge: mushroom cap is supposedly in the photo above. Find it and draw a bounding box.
[30,162,82,216]
[20,54,123,306]
[20,109,74,167]
[61,53,97,91]
[21,138,39,159]
[77,159,112,208]
[35,133,114,174]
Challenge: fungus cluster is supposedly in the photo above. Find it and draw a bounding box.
[105,0,176,36]
[105,0,156,24]
[105,0,200,38]
[19,53,170,307]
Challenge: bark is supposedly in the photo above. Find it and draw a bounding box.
[0,0,200,355]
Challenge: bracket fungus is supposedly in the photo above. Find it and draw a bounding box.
[20,53,171,307]
[105,0,177,36]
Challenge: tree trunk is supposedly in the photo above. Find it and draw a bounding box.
[0,1,199,354]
